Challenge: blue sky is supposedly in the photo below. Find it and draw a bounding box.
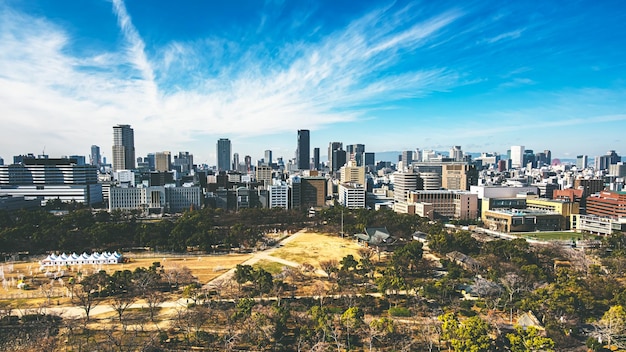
[1,0,625,165]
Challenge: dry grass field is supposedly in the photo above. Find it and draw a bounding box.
[0,231,362,307]
[0,253,253,304]
[271,231,363,268]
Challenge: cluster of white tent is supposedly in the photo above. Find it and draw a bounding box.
[40,251,123,266]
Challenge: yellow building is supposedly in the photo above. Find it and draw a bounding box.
[525,198,579,230]
[340,161,365,186]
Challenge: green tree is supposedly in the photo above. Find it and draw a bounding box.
[439,313,492,352]
[341,306,364,351]
[507,325,555,352]
[234,264,254,290]
[597,305,626,347]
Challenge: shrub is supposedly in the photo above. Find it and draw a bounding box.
[388,307,412,317]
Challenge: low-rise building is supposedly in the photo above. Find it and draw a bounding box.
[574,215,626,235]
[483,209,562,232]
[586,190,626,219]
[109,185,201,213]
[406,190,478,220]
[525,198,579,230]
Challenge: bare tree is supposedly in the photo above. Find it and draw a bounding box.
[319,259,339,281]
[71,283,101,323]
[144,290,166,322]
[357,247,374,261]
[110,292,136,323]
[40,280,56,306]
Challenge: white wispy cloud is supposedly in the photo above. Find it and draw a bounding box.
[0,1,466,161]
[481,28,525,44]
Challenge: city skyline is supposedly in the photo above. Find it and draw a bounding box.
[1,0,625,164]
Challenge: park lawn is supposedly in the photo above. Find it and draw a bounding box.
[513,231,590,241]
[253,259,287,275]
[271,232,362,269]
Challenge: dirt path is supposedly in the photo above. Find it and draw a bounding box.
[204,229,327,289]
[10,230,331,320]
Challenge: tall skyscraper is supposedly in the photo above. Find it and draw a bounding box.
[328,142,343,172]
[232,153,240,171]
[401,150,413,170]
[217,138,231,171]
[264,150,273,165]
[576,155,588,169]
[544,149,552,165]
[364,152,375,167]
[510,145,524,169]
[313,148,320,170]
[112,124,135,171]
[90,145,101,167]
[297,130,310,170]
[173,152,193,174]
[244,155,252,172]
[155,151,171,172]
[346,144,365,166]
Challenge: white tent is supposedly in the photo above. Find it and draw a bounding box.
[41,251,123,266]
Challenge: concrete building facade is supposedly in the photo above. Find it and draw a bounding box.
[339,183,366,209]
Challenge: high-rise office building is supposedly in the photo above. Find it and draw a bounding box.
[217,138,231,171]
[414,149,422,163]
[232,153,240,171]
[595,150,621,171]
[449,146,463,162]
[346,144,365,166]
[112,124,135,171]
[173,152,193,174]
[244,155,252,172]
[313,148,320,170]
[510,145,524,169]
[401,150,413,170]
[297,130,310,170]
[256,165,273,187]
[544,150,552,165]
[328,142,343,172]
[155,151,171,172]
[264,150,273,165]
[576,155,588,169]
[523,150,536,168]
[364,152,375,166]
[90,145,101,168]
[146,153,156,171]
[332,149,347,173]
